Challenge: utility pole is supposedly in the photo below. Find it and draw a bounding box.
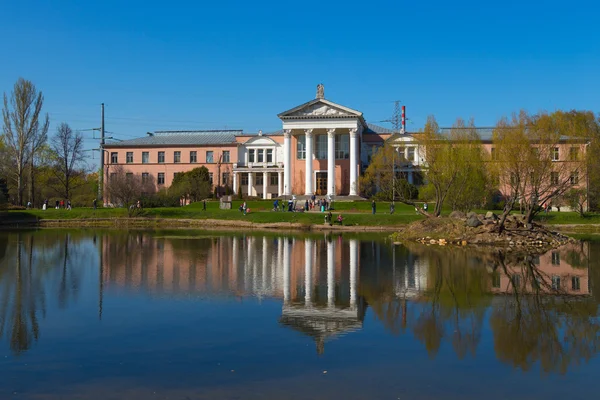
[98,103,105,203]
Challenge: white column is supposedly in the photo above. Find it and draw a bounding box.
[233,172,238,194]
[327,129,336,196]
[349,239,358,308]
[247,172,253,197]
[305,129,314,195]
[262,171,268,200]
[305,238,313,306]
[232,236,239,271]
[278,171,283,196]
[327,240,335,307]
[262,236,268,290]
[283,130,292,195]
[283,238,291,305]
[349,129,358,196]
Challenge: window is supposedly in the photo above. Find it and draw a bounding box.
[109,173,116,181]
[335,134,349,159]
[174,151,181,163]
[532,256,540,265]
[397,147,406,161]
[552,147,559,161]
[551,172,559,185]
[222,151,230,163]
[512,274,521,289]
[157,173,165,185]
[510,173,518,186]
[249,149,255,163]
[206,151,214,163]
[569,147,579,161]
[111,152,118,163]
[142,152,149,164]
[270,173,278,186]
[572,277,581,291]
[126,152,133,163]
[490,147,497,160]
[492,274,500,288]
[366,144,381,163]
[222,173,230,185]
[266,149,273,163]
[297,135,306,160]
[257,149,264,163]
[209,172,213,185]
[407,147,415,162]
[551,252,560,265]
[142,173,149,183]
[190,151,197,163]
[552,276,561,290]
[241,173,249,185]
[316,135,328,159]
[570,171,579,185]
[158,151,165,163]
[256,174,263,185]
[126,172,133,180]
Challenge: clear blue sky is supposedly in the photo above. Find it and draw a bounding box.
[1,0,598,154]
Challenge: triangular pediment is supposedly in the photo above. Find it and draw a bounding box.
[242,135,278,146]
[278,99,363,119]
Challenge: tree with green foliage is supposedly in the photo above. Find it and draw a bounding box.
[360,143,419,204]
[171,166,212,203]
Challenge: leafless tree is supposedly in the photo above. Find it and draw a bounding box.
[105,165,155,215]
[2,78,49,205]
[50,122,87,200]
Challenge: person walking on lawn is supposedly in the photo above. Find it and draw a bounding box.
[372,200,376,215]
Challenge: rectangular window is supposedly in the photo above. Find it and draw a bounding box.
[174,151,181,163]
[366,144,380,163]
[257,149,264,163]
[266,149,273,163]
[512,274,521,289]
[407,147,415,162]
[492,274,500,288]
[297,135,306,160]
[569,147,580,161]
[551,172,559,185]
[572,277,581,291]
[396,146,406,161]
[190,151,197,163]
[551,252,560,265]
[552,276,561,290]
[142,152,149,164]
[570,171,579,185]
[142,172,149,183]
[158,151,165,164]
[256,174,263,185]
[249,149,255,163]
[126,152,133,163]
[316,135,328,159]
[222,173,230,185]
[111,152,118,164]
[222,150,230,163]
[209,172,213,185]
[126,172,133,180]
[552,147,559,161]
[533,256,540,265]
[270,173,278,186]
[241,173,248,185]
[157,173,165,185]
[206,151,214,163]
[335,134,349,159]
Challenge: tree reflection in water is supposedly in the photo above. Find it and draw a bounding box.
[0,231,86,355]
[364,242,600,373]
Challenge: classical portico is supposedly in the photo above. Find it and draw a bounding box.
[278,84,364,196]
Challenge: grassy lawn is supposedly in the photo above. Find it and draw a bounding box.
[2,200,423,226]
[3,199,599,227]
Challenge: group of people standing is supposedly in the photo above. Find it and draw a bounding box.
[40,199,72,210]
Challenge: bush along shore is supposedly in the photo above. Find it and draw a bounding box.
[391,211,577,252]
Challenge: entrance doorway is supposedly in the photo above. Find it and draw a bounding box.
[315,172,327,195]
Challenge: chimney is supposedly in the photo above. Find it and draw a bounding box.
[401,106,406,134]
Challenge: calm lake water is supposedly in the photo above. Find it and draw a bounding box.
[1,230,599,400]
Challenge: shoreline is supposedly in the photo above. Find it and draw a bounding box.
[0,217,401,232]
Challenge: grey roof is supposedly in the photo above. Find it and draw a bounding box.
[365,123,395,134]
[105,130,241,147]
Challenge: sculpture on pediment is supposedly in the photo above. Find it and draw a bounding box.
[292,104,345,117]
[316,83,324,99]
